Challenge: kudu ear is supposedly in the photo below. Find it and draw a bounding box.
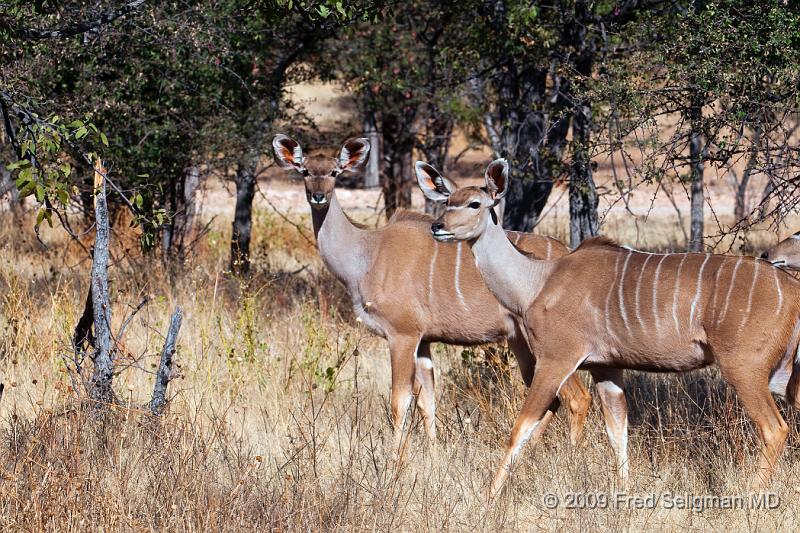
[337,138,371,172]
[415,161,457,203]
[272,134,305,173]
[485,158,509,203]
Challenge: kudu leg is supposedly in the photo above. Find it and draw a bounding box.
[508,321,591,445]
[414,342,436,441]
[490,357,584,499]
[389,335,420,451]
[591,368,629,489]
[725,372,789,490]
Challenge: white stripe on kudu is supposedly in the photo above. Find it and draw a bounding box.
[546,239,552,260]
[690,254,711,324]
[618,251,633,334]
[454,242,467,308]
[773,265,784,316]
[427,241,439,307]
[717,256,743,325]
[605,253,623,342]
[634,254,652,331]
[711,257,726,318]
[672,255,687,332]
[652,254,667,335]
[742,260,759,328]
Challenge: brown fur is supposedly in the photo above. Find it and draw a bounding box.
[573,235,620,251]
[435,166,800,496]
[272,136,592,449]
[389,209,435,224]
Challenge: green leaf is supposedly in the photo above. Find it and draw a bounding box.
[100,132,109,146]
[74,126,88,139]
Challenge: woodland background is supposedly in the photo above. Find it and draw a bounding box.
[2,1,800,530]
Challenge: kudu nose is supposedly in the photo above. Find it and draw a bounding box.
[312,192,325,203]
[431,222,444,233]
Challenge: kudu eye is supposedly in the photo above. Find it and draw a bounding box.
[468,201,481,209]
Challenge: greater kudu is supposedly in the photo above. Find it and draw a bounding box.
[425,158,800,497]
[272,135,593,449]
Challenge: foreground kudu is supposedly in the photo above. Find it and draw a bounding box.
[418,163,630,488]
[425,158,800,497]
[271,135,593,448]
[762,232,800,270]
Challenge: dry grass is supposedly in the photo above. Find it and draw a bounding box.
[1,204,800,532]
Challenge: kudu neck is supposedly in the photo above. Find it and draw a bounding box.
[470,219,554,316]
[311,191,371,290]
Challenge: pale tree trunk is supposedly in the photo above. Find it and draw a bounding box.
[0,129,21,210]
[149,307,183,415]
[164,165,201,260]
[230,155,257,275]
[89,160,115,405]
[363,112,380,188]
[688,99,705,252]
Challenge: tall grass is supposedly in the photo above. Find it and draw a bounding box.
[0,208,798,531]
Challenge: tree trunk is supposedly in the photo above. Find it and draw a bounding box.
[734,127,761,222]
[568,1,599,248]
[230,157,257,275]
[420,111,452,217]
[0,151,21,210]
[478,1,572,232]
[363,112,380,188]
[89,159,115,405]
[149,306,183,415]
[381,113,414,219]
[483,65,571,232]
[688,100,705,252]
[79,166,95,222]
[165,165,201,260]
[569,100,599,248]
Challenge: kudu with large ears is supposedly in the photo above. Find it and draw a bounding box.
[421,158,630,488]
[431,158,800,499]
[271,135,594,451]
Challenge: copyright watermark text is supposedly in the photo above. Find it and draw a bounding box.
[541,491,781,512]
